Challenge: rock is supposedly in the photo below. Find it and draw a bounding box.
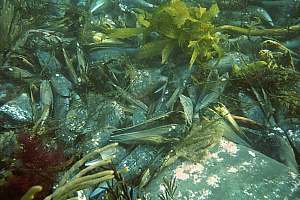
[227,35,262,55]
[80,127,111,154]
[287,127,300,155]
[53,95,70,120]
[0,82,20,106]
[0,93,33,128]
[57,100,88,151]
[36,50,61,75]
[50,73,72,97]
[143,138,300,200]
[206,52,250,74]
[87,93,126,128]
[65,101,88,133]
[119,0,155,11]
[128,68,167,99]
[0,131,17,158]
[88,47,137,64]
[195,71,228,112]
[238,92,266,124]
[251,131,299,173]
[118,144,160,181]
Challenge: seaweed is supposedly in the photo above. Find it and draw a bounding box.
[0,0,22,63]
[1,0,300,199]
[103,168,138,200]
[109,0,221,67]
[173,109,224,162]
[159,177,177,200]
[44,143,118,200]
[232,51,300,116]
[0,0,59,66]
[20,186,42,200]
[218,23,300,36]
[0,131,67,200]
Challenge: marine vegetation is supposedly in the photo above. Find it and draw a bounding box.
[1,0,300,199]
[158,177,177,200]
[103,169,139,200]
[0,131,67,200]
[44,143,118,200]
[20,186,43,200]
[232,40,300,117]
[109,0,222,67]
[218,23,300,36]
[0,0,51,64]
[0,0,22,64]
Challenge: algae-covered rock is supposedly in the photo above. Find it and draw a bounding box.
[128,68,167,99]
[0,93,33,128]
[143,138,300,200]
[118,144,161,181]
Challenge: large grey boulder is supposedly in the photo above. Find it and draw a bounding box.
[143,138,300,200]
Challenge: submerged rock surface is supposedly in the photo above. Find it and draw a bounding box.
[143,138,300,200]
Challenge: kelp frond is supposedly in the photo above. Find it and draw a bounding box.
[159,177,177,200]
[108,0,221,67]
[21,186,43,200]
[0,0,22,55]
[44,143,118,200]
[218,23,300,36]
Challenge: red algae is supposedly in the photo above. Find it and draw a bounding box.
[0,133,66,200]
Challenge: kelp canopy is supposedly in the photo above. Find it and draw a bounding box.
[110,1,222,66]
[0,0,300,200]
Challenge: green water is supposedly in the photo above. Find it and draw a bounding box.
[0,0,300,200]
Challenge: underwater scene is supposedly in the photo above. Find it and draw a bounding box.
[0,0,300,199]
